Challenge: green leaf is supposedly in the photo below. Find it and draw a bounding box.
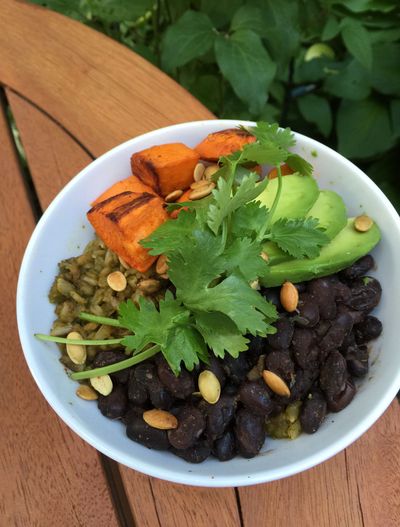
[337,99,394,159]
[222,237,268,281]
[207,173,268,234]
[341,18,373,69]
[164,325,207,374]
[324,59,371,100]
[390,99,400,139]
[268,217,330,259]
[297,94,333,137]
[322,15,341,41]
[184,273,277,335]
[230,202,270,239]
[369,28,400,44]
[141,210,197,255]
[332,0,398,13]
[200,0,243,28]
[230,5,265,35]
[285,154,314,178]
[161,11,215,71]
[89,0,153,22]
[371,43,400,96]
[194,312,249,358]
[215,30,276,114]
[29,0,85,20]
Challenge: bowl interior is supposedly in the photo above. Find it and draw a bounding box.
[17,120,400,487]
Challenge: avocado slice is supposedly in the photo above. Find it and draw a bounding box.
[263,189,348,266]
[258,174,319,221]
[261,218,380,287]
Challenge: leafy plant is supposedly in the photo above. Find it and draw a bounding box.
[31,0,400,209]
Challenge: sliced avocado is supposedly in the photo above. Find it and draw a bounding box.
[258,174,319,222]
[261,218,381,287]
[263,189,348,266]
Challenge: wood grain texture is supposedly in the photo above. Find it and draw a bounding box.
[0,100,119,527]
[345,401,400,527]
[0,0,213,158]
[239,400,400,527]
[7,89,91,209]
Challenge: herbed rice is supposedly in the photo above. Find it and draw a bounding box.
[49,237,167,373]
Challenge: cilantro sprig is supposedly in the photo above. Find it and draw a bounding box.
[36,122,330,379]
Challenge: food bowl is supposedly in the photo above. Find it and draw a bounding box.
[16,120,400,487]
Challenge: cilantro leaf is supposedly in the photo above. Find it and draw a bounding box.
[141,210,197,255]
[268,217,330,259]
[194,312,249,359]
[181,273,277,335]
[249,122,296,150]
[164,325,208,375]
[119,291,189,350]
[238,141,287,166]
[207,172,268,234]
[286,153,313,177]
[230,201,270,239]
[222,237,268,281]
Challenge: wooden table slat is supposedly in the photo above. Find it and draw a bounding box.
[0,95,119,527]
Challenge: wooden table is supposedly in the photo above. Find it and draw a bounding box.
[1,1,399,525]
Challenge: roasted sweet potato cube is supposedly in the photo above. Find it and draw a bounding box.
[91,176,156,206]
[87,191,168,272]
[194,128,256,162]
[130,143,200,197]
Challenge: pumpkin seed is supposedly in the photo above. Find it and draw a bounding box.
[354,215,374,232]
[198,370,221,404]
[262,370,290,397]
[90,375,113,396]
[190,179,209,190]
[107,271,127,292]
[193,162,206,181]
[76,385,98,401]
[165,189,183,203]
[189,182,215,200]
[280,281,299,312]
[204,164,219,180]
[66,331,86,365]
[143,409,178,430]
[156,254,169,275]
[138,278,161,294]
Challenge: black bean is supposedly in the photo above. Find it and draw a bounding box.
[203,357,226,387]
[337,303,365,325]
[149,378,175,410]
[213,431,237,461]
[235,409,266,458]
[319,350,347,399]
[171,441,211,463]
[307,278,337,320]
[238,381,274,416]
[122,406,145,425]
[295,282,307,294]
[261,287,282,310]
[267,317,294,349]
[346,344,369,377]
[92,350,129,383]
[290,369,318,402]
[223,383,239,396]
[315,320,331,338]
[291,328,317,368]
[327,379,356,412]
[128,372,148,405]
[300,390,327,433]
[168,406,205,450]
[354,316,383,344]
[98,384,128,419]
[246,335,267,366]
[222,353,249,385]
[339,330,357,355]
[206,395,236,439]
[126,415,170,450]
[265,351,294,382]
[295,294,320,327]
[156,358,195,399]
[320,312,353,352]
[133,363,157,384]
[334,281,352,303]
[347,277,382,312]
[339,255,374,281]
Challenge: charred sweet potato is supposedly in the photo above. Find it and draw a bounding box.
[130,143,199,197]
[87,191,168,272]
[169,189,192,219]
[267,163,294,180]
[194,128,256,162]
[91,176,156,206]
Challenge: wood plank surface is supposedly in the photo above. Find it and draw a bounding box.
[0,96,119,527]
[239,400,399,527]
[0,0,213,158]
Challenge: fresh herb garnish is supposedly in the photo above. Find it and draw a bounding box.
[36,122,330,379]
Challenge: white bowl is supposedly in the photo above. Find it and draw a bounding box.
[17,120,400,487]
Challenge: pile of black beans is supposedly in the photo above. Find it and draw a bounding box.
[93,254,382,463]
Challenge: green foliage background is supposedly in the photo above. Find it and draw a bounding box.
[31,0,400,209]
